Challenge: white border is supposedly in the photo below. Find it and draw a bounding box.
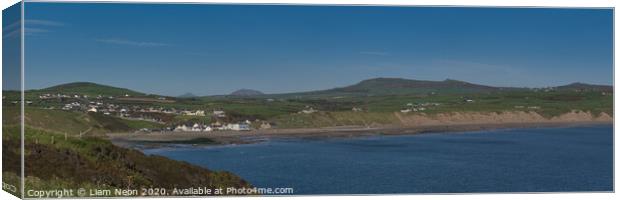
[0,1,617,200]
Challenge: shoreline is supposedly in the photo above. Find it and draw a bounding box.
[108,120,613,149]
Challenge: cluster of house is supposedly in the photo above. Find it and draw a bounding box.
[171,120,272,132]
[400,102,441,113]
[54,96,224,118]
[62,102,83,110]
[39,93,117,100]
[176,109,227,118]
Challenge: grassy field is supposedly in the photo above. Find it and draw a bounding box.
[3,106,165,135]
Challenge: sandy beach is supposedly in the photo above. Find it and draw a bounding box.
[108,120,612,148]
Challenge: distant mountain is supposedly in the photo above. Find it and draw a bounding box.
[333,78,499,93]
[274,78,507,98]
[555,82,613,92]
[230,89,264,96]
[39,82,144,96]
[31,79,613,99]
[178,92,199,98]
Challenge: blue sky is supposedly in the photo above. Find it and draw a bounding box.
[20,3,613,96]
[2,3,21,91]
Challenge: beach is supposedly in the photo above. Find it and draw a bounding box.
[108,120,612,148]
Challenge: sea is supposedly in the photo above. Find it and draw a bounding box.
[143,125,613,194]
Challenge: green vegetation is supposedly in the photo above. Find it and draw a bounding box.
[2,126,250,197]
[12,78,613,129]
[3,106,163,135]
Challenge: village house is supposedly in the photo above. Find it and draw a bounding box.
[211,121,223,129]
[174,124,190,132]
[191,123,203,132]
[300,106,317,114]
[260,122,272,129]
[213,110,226,118]
[227,123,251,131]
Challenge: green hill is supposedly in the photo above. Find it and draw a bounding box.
[3,107,163,136]
[555,82,613,92]
[36,82,144,97]
[330,78,500,94]
[268,78,511,98]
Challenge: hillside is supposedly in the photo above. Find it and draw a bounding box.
[555,82,613,92]
[2,126,250,197]
[230,89,264,96]
[178,92,199,98]
[3,106,163,136]
[271,78,509,98]
[332,78,500,93]
[37,82,144,96]
[3,106,250,197]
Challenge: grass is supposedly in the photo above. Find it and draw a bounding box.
[4,107,167,135]
[2,126,251,197]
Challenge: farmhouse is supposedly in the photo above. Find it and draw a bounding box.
[213,110,226,117]
[300,107,317,114]
[227,123,251,131]
[174,124,190,132]
[260,122,272,129]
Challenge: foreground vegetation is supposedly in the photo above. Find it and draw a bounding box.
[2,125,250,198]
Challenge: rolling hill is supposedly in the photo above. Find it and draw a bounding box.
[23,78,613,99]
[230,89,264,96]
[268,78,512,98]
[330,78,501,94]
[178,92,199,98]
[555,82,613,92]
[37,82,144,96]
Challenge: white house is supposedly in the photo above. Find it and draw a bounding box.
[191,123,202,132]
[174,124,190,132]
[213,110,226,117]
[300,107,317,114]
[87,107,98,113]
[228,123,251,131]
[195,110,206,116]
[260,122,272,129]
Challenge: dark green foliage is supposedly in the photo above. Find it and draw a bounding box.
[2,127,250,196]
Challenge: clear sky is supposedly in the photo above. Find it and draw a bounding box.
[21,3,613,96]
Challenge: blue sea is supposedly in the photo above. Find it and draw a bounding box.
[144,125,613,194]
